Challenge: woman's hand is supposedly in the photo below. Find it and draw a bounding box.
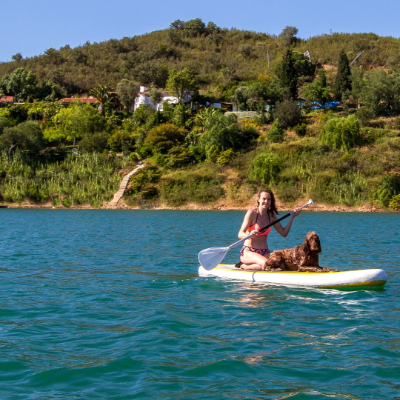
[292,207,302,217]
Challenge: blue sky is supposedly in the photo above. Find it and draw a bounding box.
[1,0,399,62]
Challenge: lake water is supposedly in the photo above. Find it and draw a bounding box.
[0,209,399,399]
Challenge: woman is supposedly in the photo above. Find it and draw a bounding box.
[238,189,301,270]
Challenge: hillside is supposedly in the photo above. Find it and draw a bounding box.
[1,19,400,211]
[1,20,400,95]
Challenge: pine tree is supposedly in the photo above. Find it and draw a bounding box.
[275,49,298,99]
[334,50,352,100]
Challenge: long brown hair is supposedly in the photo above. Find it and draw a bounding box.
[257,189,279,215]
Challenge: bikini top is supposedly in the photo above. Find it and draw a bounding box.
[247,209,271,236]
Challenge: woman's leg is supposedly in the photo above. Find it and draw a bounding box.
[240,250,270,270]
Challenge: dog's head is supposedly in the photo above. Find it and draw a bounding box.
[305,231,322,253]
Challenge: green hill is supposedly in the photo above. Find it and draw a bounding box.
[1,20,399,95]
[1,19,400,211]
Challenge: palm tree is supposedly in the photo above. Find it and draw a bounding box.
[89,84,114,116]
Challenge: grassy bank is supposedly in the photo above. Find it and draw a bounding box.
[0,152,132,208]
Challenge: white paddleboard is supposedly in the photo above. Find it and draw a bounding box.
[198,264,388,289]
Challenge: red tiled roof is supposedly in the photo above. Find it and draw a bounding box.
[0,96,13,102]
[57,98,99,103]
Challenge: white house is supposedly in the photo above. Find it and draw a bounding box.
[133,86,191,111]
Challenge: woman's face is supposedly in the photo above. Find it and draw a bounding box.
[258,192,271,209]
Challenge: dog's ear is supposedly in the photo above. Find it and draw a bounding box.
[300,239,309,257]
[316,235,322,253]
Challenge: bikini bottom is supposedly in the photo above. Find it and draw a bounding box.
[240,245,270,257]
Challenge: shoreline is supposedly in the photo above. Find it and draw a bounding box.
[1,199,395,213]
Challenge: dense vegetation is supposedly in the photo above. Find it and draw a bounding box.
[1,20,400,209]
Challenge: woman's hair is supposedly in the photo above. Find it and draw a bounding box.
[257,189,279,215]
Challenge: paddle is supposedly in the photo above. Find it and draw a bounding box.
[198,199,315,270]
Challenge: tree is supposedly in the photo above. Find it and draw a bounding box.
[166,68,198,103]
[274,50,298,99]
[320,114,360,151]
[273,100,302,128]
[117,79,139,109]
[37,80,66,102]
[359,69,400,116]
[302,73,331,104]
[279,26,298,47]
[149,86,163,109]
[89,84,115,116]
[334,50,352,100]
[249,153,282,184]
[0,68,38,102]
[0,121,45,156]
[11,53,23,62]
[183,18,206,38]
[145,123,186,153]
[45,103,105,142]
[232,82,268,111]
[267,119,285,143]
[79,131,109,153]
[199,113,258,160]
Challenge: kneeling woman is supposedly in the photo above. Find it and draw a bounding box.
[238,190,301,270]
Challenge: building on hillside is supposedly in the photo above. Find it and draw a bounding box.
[133,86,191,111]
[57,97,99,105]
[204,101,236,111]
[0,96,14,107]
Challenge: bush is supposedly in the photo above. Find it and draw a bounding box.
[108,130,133,153]
[249,153,282,184]
[273,100,302,129]
[145,123,186,154]
[373,174,400,206]
[166,145,192,168]
[79,131,109,153]
[389,194,400,209]
[356,107,374,127]
[0,121,45,155]
[320,114,360,151]
[294,123,308,137]
[267,119,285,143]
[216,149,236,165]
[129,152,138,162]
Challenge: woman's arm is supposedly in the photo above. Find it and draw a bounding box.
[238,210,256,239]
[273,208,301,237]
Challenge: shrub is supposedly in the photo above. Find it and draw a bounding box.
[166,145,192,168]
[273,100,302,128]
[320,114,360,151]
[373,174,400,206]
[129,152,138,162]
[249,153,282,184]
[389,194,400,209]
[294,123,308,137]
[108,130,133,153]
[145,123,186,153]
[79,131,109,153]
[267,119,285,143]
[216,149,236,165]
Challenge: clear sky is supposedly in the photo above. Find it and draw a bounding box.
[1,0,399,62]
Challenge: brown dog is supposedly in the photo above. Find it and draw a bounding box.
[266,232,337,272]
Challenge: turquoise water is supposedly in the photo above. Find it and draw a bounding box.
[1,210,399,399]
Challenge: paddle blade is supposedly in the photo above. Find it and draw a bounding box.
[198,247,229,270]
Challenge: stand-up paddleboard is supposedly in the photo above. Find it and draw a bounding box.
[198,264,388,290]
